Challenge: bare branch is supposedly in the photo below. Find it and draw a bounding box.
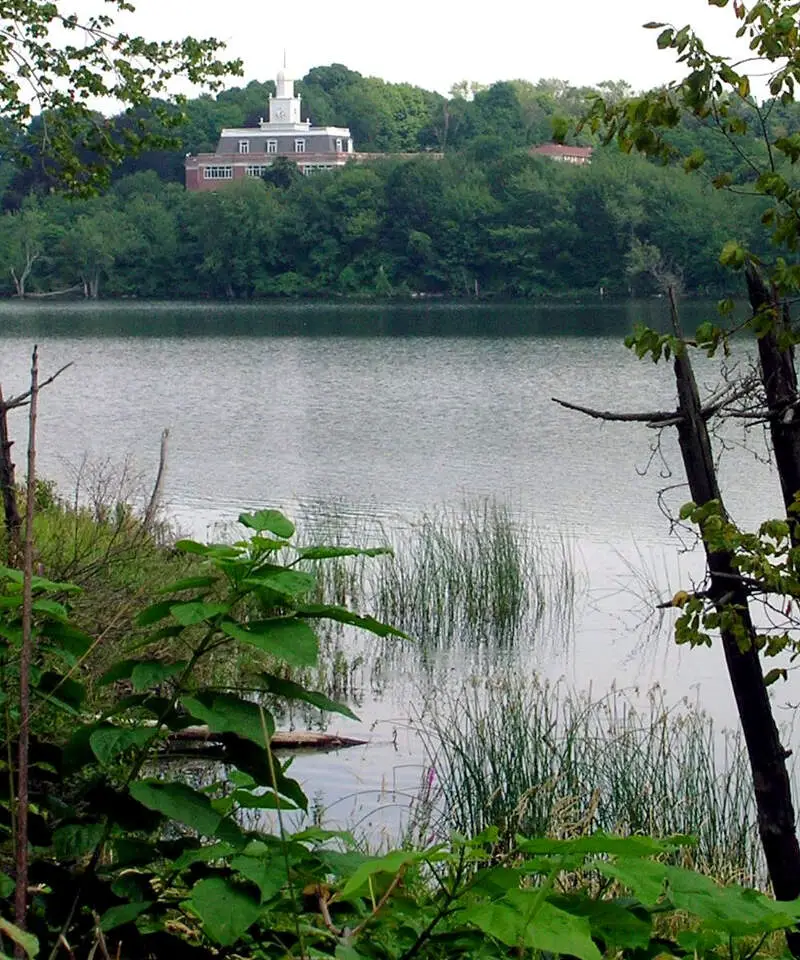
[4,362,74,411]
[552,396,679,424]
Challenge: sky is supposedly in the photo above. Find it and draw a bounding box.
[97,0,753,97]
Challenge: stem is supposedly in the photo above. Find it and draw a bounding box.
[14,346,38,950]
[263,707,306,959]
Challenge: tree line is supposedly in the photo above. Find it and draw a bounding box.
[0,62,791,300]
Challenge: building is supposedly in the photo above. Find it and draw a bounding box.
[185,64,356,190]
[529,143,593,165]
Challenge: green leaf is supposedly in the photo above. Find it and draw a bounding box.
[340,850,431,899]
[297,604,407,638]
[221,618,319,667]
[230,853,286,902]
[548,894,652,949]
[39,621,93,661]
[517,833,688,858]
[239,509,295,538]
[260,673,358,721]
[170,601,229,626]
[99,901,153,932]
[0,875,14,898]
[187,876,261,945]
[181,693,274,747]
[53,822,105,860]
[158,575,217,594]
[0,917,38,959]
[244,568,315,598]
[664,865,800,934]
[131,659,186,692]
[297,545,392,561]
[135,600,175,627]
[469,893,602,960]
[130,780,222,836]
[172,842,238,872]
[231,789,298,810]
[594,857,668,906]
[90,726,156,765]
[31,598,68,621]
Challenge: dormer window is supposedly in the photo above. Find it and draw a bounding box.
[238,140,250,154]
[295,139,306,153]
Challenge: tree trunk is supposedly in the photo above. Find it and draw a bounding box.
[746,264,800,519]
[671,294,800,945]
[0,387,22,561]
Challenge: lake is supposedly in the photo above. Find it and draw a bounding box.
[0,298,787,837]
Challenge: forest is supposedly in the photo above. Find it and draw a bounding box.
[0,64,792,300]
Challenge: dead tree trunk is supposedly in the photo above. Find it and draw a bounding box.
[0,385,22,560]
[745,264,800,519]
[554,290,800,954]
[671,300,800,923]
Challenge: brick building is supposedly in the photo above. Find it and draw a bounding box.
[185,63,356,190]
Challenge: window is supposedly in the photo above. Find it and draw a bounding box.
[266,140,277,154]
[238,140,250,154]
[294,139,306,153]
[203,165,233,180]
[246,165,268,177]
[335,137,343,152]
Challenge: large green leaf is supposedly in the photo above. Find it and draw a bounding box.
[243,568,315,598]
[231,789,298,811]
[53,822,105,860]
[132,659,186,691]
[172,842,239,872]
[594,858,668,907]
[0,916,38,958]
[260,673,358,721]
[548,894,652,949]
[182,692,274,747]
[519,833,689,858]
[187,876,261,945]
[297,545,392,560]
[239,509,295,538]
[135,600,175,627]
[469,893,602,960]
[297,604,407,639]
[340,849,432,899]
[90,726,156,765]
[664,865,800,934]
[230,853,286,903]
[99,901,153,932]
[170,602,229,626]
[39,621,93,661]
[221,618,319,667]
[130,780,222,837]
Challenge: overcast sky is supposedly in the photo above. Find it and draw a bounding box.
[101,0,751,97]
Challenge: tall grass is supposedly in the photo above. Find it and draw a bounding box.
[299,497,580,651]
[414,674,763,887]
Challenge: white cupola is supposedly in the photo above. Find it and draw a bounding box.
[268,56,302,125]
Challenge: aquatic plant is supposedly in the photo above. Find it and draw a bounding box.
[416,674,763,887]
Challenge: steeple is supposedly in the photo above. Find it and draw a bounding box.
[268,54,302,124]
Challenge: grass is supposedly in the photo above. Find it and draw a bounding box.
[298,496,581,652]
[413,673,764,887]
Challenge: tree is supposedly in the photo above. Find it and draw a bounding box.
[0,0,240,194]
[570,2,800,950]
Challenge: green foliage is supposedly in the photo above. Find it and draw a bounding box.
[0,1,241,195]
[0,506,796,958]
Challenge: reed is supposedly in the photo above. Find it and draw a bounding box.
[298,497,580,651]
[414,674,764,887]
